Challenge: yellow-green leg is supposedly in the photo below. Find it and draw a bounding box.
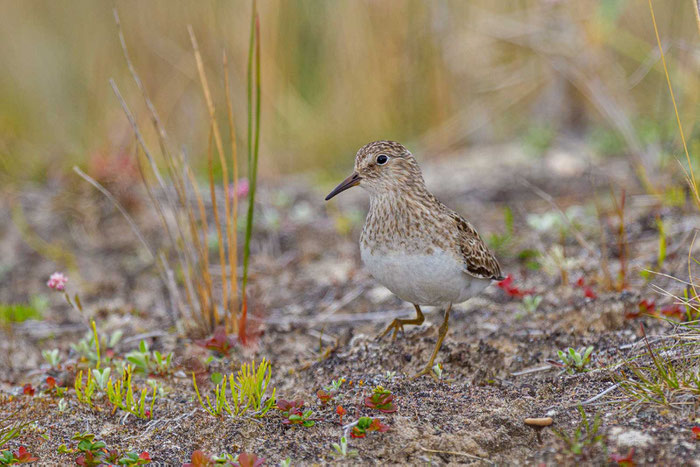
[378,304,425,341]
[413,303,452,381]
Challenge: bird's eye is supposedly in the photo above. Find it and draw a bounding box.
[376,154,388,165]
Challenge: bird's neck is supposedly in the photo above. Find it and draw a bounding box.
[362,185,441,251]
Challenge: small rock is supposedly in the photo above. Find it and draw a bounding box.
[609,427,654,448]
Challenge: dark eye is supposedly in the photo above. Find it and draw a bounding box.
[376,154,388,165]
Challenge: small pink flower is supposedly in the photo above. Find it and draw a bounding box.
[47,272,68,291]
[228,178,250,201]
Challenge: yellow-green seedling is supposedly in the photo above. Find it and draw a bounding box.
[192,358,276,418]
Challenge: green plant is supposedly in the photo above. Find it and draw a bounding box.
[74,370,97,408]
[0,304,42,325]
[519,295,543,317]
[487,207,514,255]
[41,349,61,368]
[74,365,156,419]
[192,359,276,417]
[331,437,358,458]
[104,366,157,419]
[70,322,118,368]
[323,377,345,392]
[552,406,604,459]
[91,368,111,391]
[364,386,396,413]
[58,432,151,466]
[557,346,594,374]
[640,217,668,282]
[350,417,390,438]
[282,407,315,427]
[125,340,173,376]
[117,451,152,465]
[57,399,68,413]
[522,123,555,155]
[431,363,443,380]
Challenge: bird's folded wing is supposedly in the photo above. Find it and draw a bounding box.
[452,213,504,281]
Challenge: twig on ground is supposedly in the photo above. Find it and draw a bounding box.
[419,446,493,465]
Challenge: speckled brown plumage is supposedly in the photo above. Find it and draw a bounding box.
[355,141,503,282]
[325,140,504,379]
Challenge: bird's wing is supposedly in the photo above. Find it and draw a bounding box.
[451,213,504,281]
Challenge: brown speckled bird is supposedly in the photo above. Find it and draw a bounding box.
[325,141,504,379]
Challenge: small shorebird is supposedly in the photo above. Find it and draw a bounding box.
[325,141,503,379]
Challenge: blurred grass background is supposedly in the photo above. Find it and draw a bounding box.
[0,0,698,186]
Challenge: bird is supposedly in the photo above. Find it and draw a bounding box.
[325,140,504,380]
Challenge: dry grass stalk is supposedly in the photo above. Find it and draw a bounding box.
[75,9,257,335]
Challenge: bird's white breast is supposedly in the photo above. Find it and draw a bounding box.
[360,245,490,306]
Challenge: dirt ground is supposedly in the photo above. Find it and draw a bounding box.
[1,144,699,465]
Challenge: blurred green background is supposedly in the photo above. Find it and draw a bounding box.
[0,0,698,185]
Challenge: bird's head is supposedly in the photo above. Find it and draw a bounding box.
[325,140,424,200]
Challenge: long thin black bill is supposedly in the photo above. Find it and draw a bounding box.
[325,172,361,200]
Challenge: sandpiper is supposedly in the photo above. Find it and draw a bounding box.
[325,141,504,379]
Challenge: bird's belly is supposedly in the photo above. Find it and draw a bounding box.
[360,247,490,306]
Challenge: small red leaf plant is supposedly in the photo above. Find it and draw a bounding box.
[58,432,151,466]
[316,389,335,405]
[609,448,635,467]
[277,399,316,427]
[44,376,66,397]
[235,453,265,467]
[658,304,685,321]
[574,277,597,300]
[22,384,35,397]
[351,417,390,438]
[119,451,152,466]
[183,450,211,467]
[625,299,655,320]
[195,326,236,356]
[46,376,57,391]
[0,446,39,465]
[497,275,534,299]
[336,405,346,424]
[184,450,264,467]
[692,426,700,440]
[364,386,396,413]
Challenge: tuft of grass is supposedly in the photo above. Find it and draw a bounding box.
[192,358,276,418]
[552,406,605,460]
[74,365,157,419]
[614,324,700,413]
[76,3,263,337]
[0,408,33,450]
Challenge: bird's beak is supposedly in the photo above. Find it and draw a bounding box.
[325,172,362,201]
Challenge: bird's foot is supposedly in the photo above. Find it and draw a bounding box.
[377,319,404,341]
[411,365,440,381]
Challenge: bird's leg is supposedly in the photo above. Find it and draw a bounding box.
[413,303,452,381]
[378,304,425,341]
